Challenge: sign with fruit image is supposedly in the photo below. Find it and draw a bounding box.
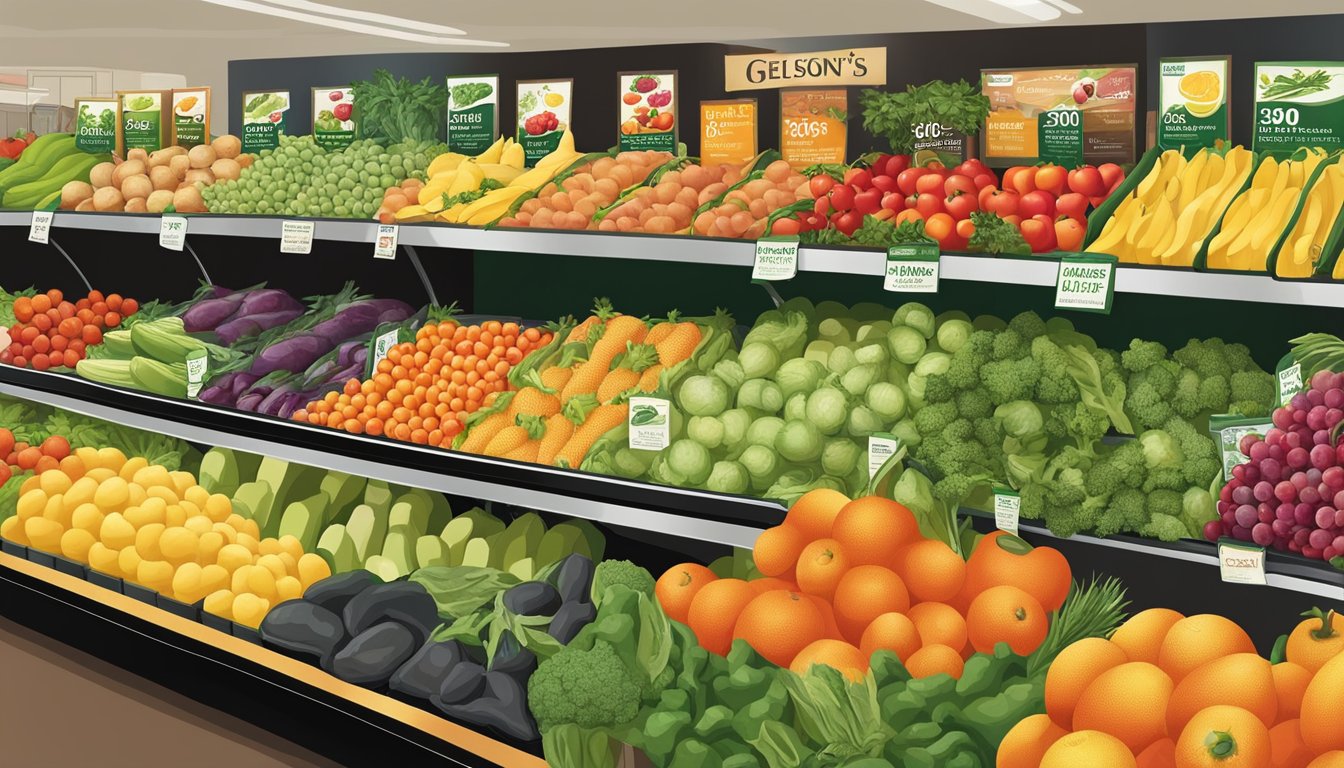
[699,99,757,167]
[780,88,847,169]
[981,65,1137,166]
[311,86,355,151]
[618,71,676,153]
[171,87,210,150]
[1157,57,1231,151]
[515,79,572,167]
[116,90,170,156]
[447,74,499,156]
[240,90,288,153]
[1253,61,1344,155]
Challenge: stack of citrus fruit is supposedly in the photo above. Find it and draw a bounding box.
[998,606,1344,768]
[654,489,1072,682]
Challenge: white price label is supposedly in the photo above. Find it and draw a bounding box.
[374,223,399,260]
[1278,363,1304,406]
[373,330,400,362]
[628,397,671,451]
[28,210,53,244]
[1218,540,1267,585]
[751,236,799,282]
[884,245,940,293]
[280,220,315,254]
[159,216,188,251]
[1054,258,1114,313]
[186,349,208,400]
[993,488,1021,535]
[867,434,900,478]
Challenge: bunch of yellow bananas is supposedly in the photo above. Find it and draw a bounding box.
[1274,161,1344,278]
[1206,149,1333,271]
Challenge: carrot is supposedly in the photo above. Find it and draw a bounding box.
[502,440,540,463]
[595,342,659,401]
[459,412,510,453]
[637,364,664,392]
[655,322,702,366]
[483,425,531,457]
[537,413,575,466]
[560,317,649,402]
[596,369,641,402]
[540,366,574,391]
[565,298,617,343]
[644,321,677,346]
[554,403,629,468]
[507,387,561,417]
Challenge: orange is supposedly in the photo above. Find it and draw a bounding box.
[686,578,756,656]
[830,496,920,567]
[1285,608,1344,674]
[905,643,964,680]
[749,576,799,595]
[907,602,967,651]
[1040,730,1138,768]
[805,594,844,640]
[783,488,849,540]
[831,565,910,643]
[795,538,849,601]
[1073,661,1174,753]
[655,562,717,624]
[1158,614,1256,682]
[1112,608,1185,664]
[860,612,921,664]
[962,531,1071,611]
[753,524,807,577]
[1308,753,1344,768]
[965,585,1047,656]
[1045,637,1130,729]
[1301,652,1344,753]
[1271,662,1312,722]
[997,713,1067,768]
[1175,705,1270,768]
[1137,738,1177,768]
[789,638,868,682]
[893,538,965,603]
[732,590,827,668]
[1268,720,1313,768]
[1167,653,1277,736]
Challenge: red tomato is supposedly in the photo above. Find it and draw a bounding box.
[40,435,70,460]
[1002,214,1022,228]
[925,160,946,171]
[1005,166,1037,196]
[881,192,904,212]
[844,168,873,190]
[829,184,856,212]
[1055,216,1085,251]
[915,173,945,195]
[944,174,977,198]
[944,190,977,220]
[771,217,801,236]
[955,218,976,240]
[1020,217,1057,253]
[0,463,9,487]
[897,167,928,196]
[1055,192,1089,222]
[1089,195,1109,209]
[954,159,988,178]
[871,174,898,194]
[982,188,1021,218]
[0,427,13,458]
[915,193,946,218]
[1067,165,1106,196]
[1097,163,1125,191]
[814,195,832,217]
[873,154,894,174]
[809,174,836,198]
[973,172,998,190]
[1035,164,1068,196]
[894,208,924,226]
[924,213,955,244]
[854,188,883,215]
[1019,190,1057,219]
[835,211,863,236]
[885,154,911,178]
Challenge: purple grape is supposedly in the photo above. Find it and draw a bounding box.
[1285,430,1304,449]
[1232,525,1253,541]
[1316,429,1333,445]
[1267,428,1285,446]
[1311,369,1334,390]
[1232,464,1247,483]
[1244,464,1262,484]
[1309,528,1333,550]
[1308,467,1325,485]
[1249,441,1270,462]
[1269,444,1285,461]
[1277,481,1300,502]
[1293,409,1309,425]
[1273,519,1293,537]
[1304,545,1324,560]
[1253,481,1274,502]
[1292,392,1311,410]
[1336,508,1344,528]
[1325,546,1340,561]
[1296,504,1315,526]
[1309,388,1326,406]
[1234,504,1259,527]
[1334,534,1344,551]
[1337,443,1344,464]
[1277,503,1296,521]
[1301,486,1322,505]
[1332,373,1344,390]
[1316,507,1337,529]
[1233,485,1254,505]
[1289,447,1311,469]
[1290,540,1302,553]
[1222,510,1237,527]
[1261,458,1283,482]
[1204,521,1223,542]
[1295,527,1313,545]
[1327,408,1344,427]
[1218,500,1232,515]
[1259,505,1276,524]
[1325,467,1344,490]
[1308,405,1328,430]
[1273,409,1295,429]
[1252,523,1274,546]
[1326,388,1344,409]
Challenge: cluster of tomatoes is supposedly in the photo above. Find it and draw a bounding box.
[2,289,138,371]
[982,162,1128,252]
[0,428,69,486]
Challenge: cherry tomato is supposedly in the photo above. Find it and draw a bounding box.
[915,192,946,218]
[955,218,976,240]
[809,174,836,198]
[915,172,945,196]
[843,167,873,190]
[1019,190,1057,219]
[1056,192,1089,222]
[1034,164,1068,196]
[835,211,863,237]
[954,159,988,178]
[896,167,928,196]
[972,172,998,190]
[943,174,977,198]
[944,190,978,221]
[814,195,832,217]
[1019,217,1057,253]
[853,188,883,215]
[880,191,904,212]
[1055,216,1085,251]
[871,174,899,194]
[1068,165,1107,196]
[982,188,1021,218]
[1007,166,1038,196]
[924,213,955,245]
[771,217,801,236]
[884,154,911,178]
[829,184,856,212]
[1097,162,1125,190]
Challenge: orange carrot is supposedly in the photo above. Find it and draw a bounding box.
[655,322,702,366]
[483,425,531,456]
[507,387,561,417]
[554,403,628,468]
[459,412,509,453]
[537,413,575,466]
[596,369,640,402]
[637,364,663,392]
[560,317,649,402]
[502,440,540,463]
[541,366,574,391]
[644,321,676,346]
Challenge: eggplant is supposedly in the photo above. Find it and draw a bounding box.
[547,601,596,645]
[434,661,486,705]
[238,288,303,317]
[260,599,346,664]
[329,622,417,687]
[235,391,266,412]
[229,372,260,397]
[305,570,380,615]
[310,300,414,346]
[342,581,440,645]
[436,671,539,742]
[552,554,595,605]
[389,640,465,700]
[302,357,341,386]
[257,385,295,417]
[488,630,537,681]
[197,383,232,406]
[182,292,246,332]
[502,582,561,617]
[337,340,366,369]
[216,308,304,345]
[250,332,330,376]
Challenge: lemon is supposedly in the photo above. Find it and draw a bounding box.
[544,92,564,108]
[1180,70,1222,117]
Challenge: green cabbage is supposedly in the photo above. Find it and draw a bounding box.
[936,318,973,354]
[805,387,849,436]
[914,352,951,377]
[893,302,935,339]
[842,364,882,397]
[720,409,752,453]
[865,382,907,422]
[887,326,927,364]
[784,391,807,422]
[821,438,862,478]
[738,342,781,379]
[711,359,745,391]
[774,358,826,398]
[776,419,823,463]
[666,439,712,485]
[739,444,782,490]
[827,345,859,375]
[846,405,885,438]
[706,461,749,495]
[677,375,730,417]
[738,378,784,413]
[854,342,888,367]
[687,416,725,449]
[745,416,785,447]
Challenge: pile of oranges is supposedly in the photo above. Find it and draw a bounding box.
[999,606,1344,768]
[3,289,138,371]
[654,489,1072,682]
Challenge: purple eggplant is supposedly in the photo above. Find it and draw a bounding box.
[310,300,414,346]
[249,332,329,376]
[277,392,312,420]
[229,372,260,398]
[377,307,414,325]
[236,391,267,412]
[327,362,365,386]
[198,383,232,406]
[257,385,294,417]
[238,288,303,318]
[302,357,341,387]
[215,308,304,345]
[183,292,247,332]
[336,340,367,369]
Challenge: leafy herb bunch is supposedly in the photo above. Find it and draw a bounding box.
[860,79,990,154]
[351,68,448,145]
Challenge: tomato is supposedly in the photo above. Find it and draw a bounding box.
[897,168,928,196]
[924,212,955,244]
[972,172,997,190]
[1019,190,1057,219]
[835,211,863,237]
[885,154,911,178]
[894,209,924,226]
[0,463,9,487]
[844,168,873,190]
[982,188,1021,218]
[1001,214,1022,228]
[915,172,945,196]
[955,218,976,240]
[829,184,856,212]
[808,174,836,198]
[0,427,13,458]
[915,192,946,218]
[1055,192,1088,222]
[943,174,977,198]
[944,190,977,220]
[771,217,801,235]
[1004,166,1036,195]
[1019,217,1057,253]
[1097,163,1125,191]
[954,159,988,178]
[873,154,895,174]
[881,191,905,212]
[854,188,883,215]
[1054,216,1085,251]
[1067,165,1106,196]
[925,160,946,171]
[871,174,899,194]
[1034,164,1068,196]
[814,195,832,217]
[803,214,825,231]
[1089,195,1109,209]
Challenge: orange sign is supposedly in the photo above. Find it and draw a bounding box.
[700,99,757,167]
[780,89,847,169]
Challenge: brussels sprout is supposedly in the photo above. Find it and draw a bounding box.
[738,378,784,414]
[774,358,827,398]
[827,345,859,376]
[935,318,973,354]
[914,352,951,378]
[665,439,713,486]
[739,444,783,491]
[893,302,935,339]
[719,409,752,452]
[805,387,849,436]
[677,375,730,417]
[887,326,927,365]
[846,405,885,438]
[776,419,824,463]
[738,342,781,379]
[842,364,882,397]
[783,391,808,422]
[865,382,907,422]
[821,438,863,478]
[687,416,725,449]
[746,416,786,447]
[706,461,750,495]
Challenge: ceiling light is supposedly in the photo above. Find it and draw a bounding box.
[1043,0,1083,13]
[921,0,1067,23]
[197,0,507,46]
[257,0,469,36]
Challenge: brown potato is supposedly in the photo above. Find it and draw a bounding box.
[89,162,116,189]
[146,189,174,213]
[210,158,241,182]
[172,185,206,213]
[169,154,190,178]
[127,148,149,164]
[60,181,94,210]
[187,144,217,169]
[120,174,154,201]
[236,154,255,169]
[111,159,146,188]
[123,197,148,213]
[149,165,177,191]
[92,186,125,212]
[211,135,242,160]
[148,149,174,168]
[74,198,95,212]
[184,168,215,187]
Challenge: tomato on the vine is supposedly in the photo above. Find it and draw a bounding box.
[1019,190,1056,219]
[915,192,946,218]
[1034,164,1068,197]
[1067,165,1106,197]
[844,167,873,190]
[982,188,1021,218]
[943,174,977,198]
[897,167,928,196]
[943,190,977,220]
[1056,192,1088,222]
[829,184,856,212]
[809,174,836,198]
[915,172,946,195]
[1055,216,1085,251]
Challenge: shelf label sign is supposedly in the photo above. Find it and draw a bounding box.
[186,349,207,400]
[159,216,188,251]
[1157,57,1231,151]
[752,236,799,282]
[74,98,118,154]
[1253,61,1344,154]
[1037,108,1084,168]
[724,48,886,91]
[1211,414,1274,482]
[369,329,401,378]
[780,89,847,169]
[1218,539,1267,585]
[993,486,1021,535]
[1054,253,1115,314]
[628,397,671,451]
[517,79,573,166]
[312,86,355,150]
[241,90,289,153]
[1277,358,1304,406]
[118,90,169,155]
[373,224,398,260]
[700,99,758,167]
[619,71,677,153]
[447,75,499,156]
[867,433,900,479]
[885,244,940,293]
[982,65,1138,166]
[28,210,52,245]
[280,220,314,254]
[171,87,210,149]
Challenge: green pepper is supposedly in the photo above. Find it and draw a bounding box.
[631,405,661,425]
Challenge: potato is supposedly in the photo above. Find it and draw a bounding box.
[60,180,94,210]
[168,154,190,178]
[111,159,146,188]
[172,185,206,213]
[145,189,174,214]
[127,148,149,164]
[184,168,215,188]
[187,144,217,169]
[236,154,254,169]
[162,145,188,158]
[92,186,125,212]
[211,134,241,160]
[210,157,241,182]
[123,197,148,213]
[148,165,177,191]
[74,198,95,212]
[120,174,153,201]
[89,162,116,189]
[148,149,174,168]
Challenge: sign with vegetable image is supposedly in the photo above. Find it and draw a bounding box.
[1253,61,1344,154]
[116,90,171,155]
[446,75,499,156]
[312,86,355,150]
[628,397,671,451]
[619,71,677,153]
[73,97,117,154]
[700,99,757,167]
[780,89,847,169]
[170,87,210,149]
[1156,57,1231,151]
[240,90,289,153]
[516,79,572,166]
[981,65,1137,166]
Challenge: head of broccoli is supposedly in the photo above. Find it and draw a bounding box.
[591,560,655,606]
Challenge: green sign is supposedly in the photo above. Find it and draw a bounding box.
[241,90,289,153]
[1054,252,1116,314]
[313,86,355,151]
[884,243,940,293]
[1037,108,1084,167]
[74,98,117,154]
[751,236,800,282]
[172,88,209,149]
[517,79,572,166]
[619,71,677,154]
[447,75,499,156]
[1157,57,1231,151]
[1253,62,1344,155]
[120,91,166,153]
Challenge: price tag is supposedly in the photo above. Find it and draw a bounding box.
[1218,539,1267,585]
[993,487,1021,535]
[1278,362,1304,406]
[867,433,901,478]
[28,210,53,244]
[280,220,315,254]
[1054,254,1115,314]
[159,216,188,251]
[367,329,401,377]
[751,236,799,282]
[1037,107,1084,168]
[374,223,398,260]
[628,396,671,451]
[186,349,207,400]
[884,244,940,293]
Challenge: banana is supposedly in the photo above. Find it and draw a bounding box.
[473,136,506,164]
[1177,151,1208,210]
[457,185,531,225]
[477,163,523,184]
[447,161,485,197]
[426,152,467,178]
[394,204,433,223]
[500,142,525,170]
[1135,199,1176,264]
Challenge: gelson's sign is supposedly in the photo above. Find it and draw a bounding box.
[724,48,886,91]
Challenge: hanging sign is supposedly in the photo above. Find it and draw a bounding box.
[1156,57,1231,151]
[619,71,677,153]
[700,99,757,167]
[724,48,886,91]
[241,90,289,153]
[780,89,848,169]
[884,244,940,293]
[982,65,1137,166]
[517,79,573,166]
[447,75,499,156]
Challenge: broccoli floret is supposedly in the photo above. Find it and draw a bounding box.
[972,416,1003,449]
[1146,488,1184,519]
[1093,348,1121,379]
[1120,339,1169,373]
[924,373,957,404]
[1031,336,1079,404]
[925,436,992,480]
[1094,488,1149,537]
[945,331,994,390]
[1164,417,1223,486]
[1197,374,1231,413]
[932,472,995,507]
[1125,360,1181,430]
[981,357,1041,404]
[528,640,642,732]
[1230,370,1275,416]
[1141,512,1191,542]
[943,418,974,443]
[1007,311,1047,342]
[1223,342,1256,373]
[1085,441,1145,496]
[1045,402,1111,449]
[1143,467,1189,492]
[992,329,1025,361]
[956,388,993,420]
[914,401,959,438]
[591,560,655,603]
[1170,367,1205,419]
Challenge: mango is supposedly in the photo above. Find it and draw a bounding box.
[99,513,137,550]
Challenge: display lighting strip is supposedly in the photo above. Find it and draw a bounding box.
[196,0,508,47]
[922,0,1083,23]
